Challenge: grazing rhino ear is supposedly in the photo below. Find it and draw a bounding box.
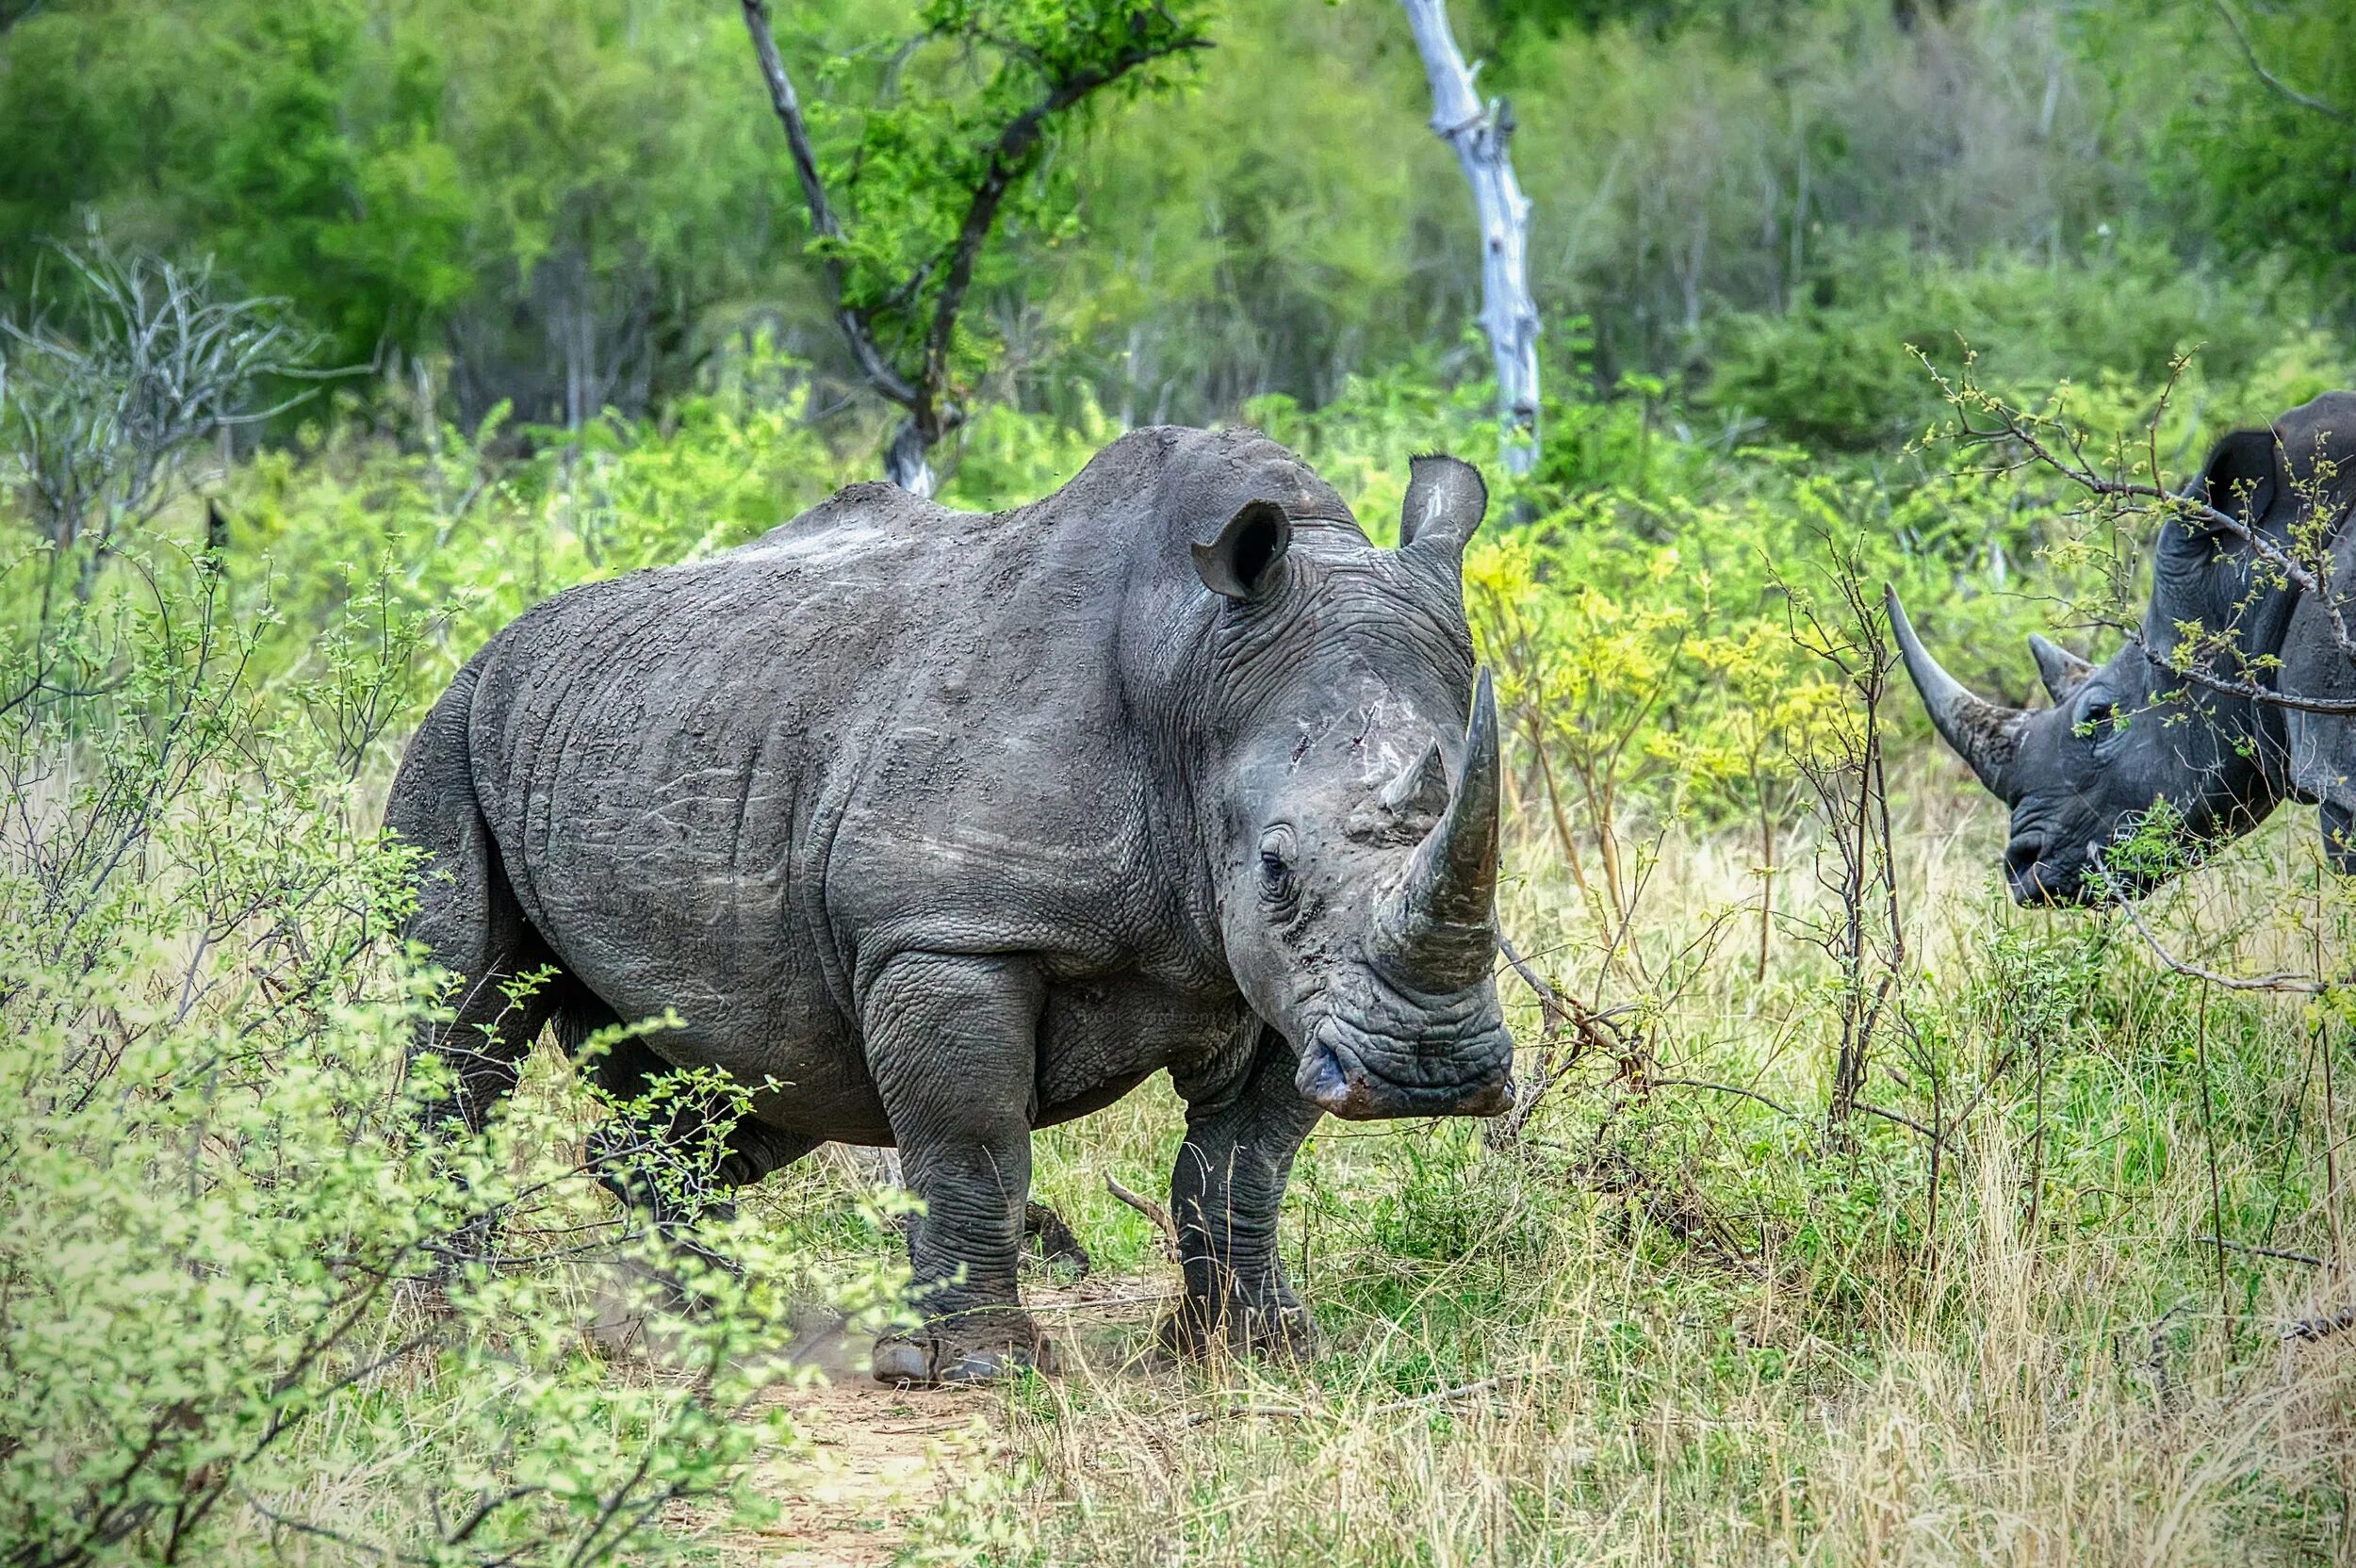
[1193,498,1292,601]
[1399,453,1488,551]
[2027,633,2093,704]
[2168,428,2279,566]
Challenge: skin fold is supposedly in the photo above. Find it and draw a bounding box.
[387,426,1515,1382]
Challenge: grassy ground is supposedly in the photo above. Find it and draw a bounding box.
[722,768,2356,1566]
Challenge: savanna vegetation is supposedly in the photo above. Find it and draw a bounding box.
[7,0,2356,1561]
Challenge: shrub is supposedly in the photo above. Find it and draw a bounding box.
[0,538,897,1565]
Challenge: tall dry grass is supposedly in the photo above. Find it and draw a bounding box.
[864,769,2356,1565]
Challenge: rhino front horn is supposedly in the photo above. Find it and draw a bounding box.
[1886,586,2025,799]
[1378,670,1502,989]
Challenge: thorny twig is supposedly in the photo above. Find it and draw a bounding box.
[1104,1172,1181,1263]
[1487,931,1644,1146]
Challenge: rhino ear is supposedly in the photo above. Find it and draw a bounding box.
[2168,428,2279,566]
[1193,498,1292,601]
[1399,453,1488,551]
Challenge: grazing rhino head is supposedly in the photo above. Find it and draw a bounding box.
[1176,448,1514,1118]
[1891,392,2356,905]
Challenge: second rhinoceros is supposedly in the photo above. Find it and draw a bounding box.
[387,426,1516,1382]
[1892,391,2356,905]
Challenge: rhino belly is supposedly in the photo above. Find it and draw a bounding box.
[1033,977,1252,1127]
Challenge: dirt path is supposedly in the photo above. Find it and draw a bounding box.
[700,1275,1173,1566]
[730,1376,998,1567]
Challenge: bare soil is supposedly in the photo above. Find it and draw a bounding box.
[690,1273,1181,1565]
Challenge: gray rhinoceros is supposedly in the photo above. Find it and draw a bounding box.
[1891,391,2356,905]
[387,425,1515,1382]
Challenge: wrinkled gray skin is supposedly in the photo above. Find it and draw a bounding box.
[386,426,1515,1382]
[1893,391,2356,906]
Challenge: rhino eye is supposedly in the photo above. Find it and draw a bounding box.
[2079,701,2117,739]
[1257,827,1298,902]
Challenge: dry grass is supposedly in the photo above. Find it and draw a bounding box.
[802,767,2356,1565]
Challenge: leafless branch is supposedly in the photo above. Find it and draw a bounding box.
[2212,0,2350,122]
[1104,1172,1181,1262]
[2197,1234,2324,1267]
[1855,1099,1942,1143]
[2099,861,2324,994]
[1487,930,1638,1144]
[1649,1076,1805,1122]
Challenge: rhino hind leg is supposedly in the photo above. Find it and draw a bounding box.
[1161,1028,1324,1361]
[564,1000,819,1266]
[860,952,1050,1385]
[391,665,562,1140]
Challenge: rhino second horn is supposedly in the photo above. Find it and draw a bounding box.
[2028,633,2093,704]
[1381,739,1450,819]
[1886,587,2026,799]
[1380,670,1502,989]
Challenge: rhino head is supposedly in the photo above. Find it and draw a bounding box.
[1169,444,1513,1119]
[1890,421,2320,906]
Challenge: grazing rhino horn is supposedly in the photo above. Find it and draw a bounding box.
[1378,670,1501,989]
[2027,633,2093,704]
[1886,587,2026,799]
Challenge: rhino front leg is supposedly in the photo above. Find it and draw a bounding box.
[1163,1027,1324,1359]
[861,953,1048,1385]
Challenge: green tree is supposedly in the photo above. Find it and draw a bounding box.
[740,0,1210,493]
[2167,0,2356,302]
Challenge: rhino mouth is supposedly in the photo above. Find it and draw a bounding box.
[2006,836,2107,906]
[2013,825,2211,907]
[1293,1006,1513,1120]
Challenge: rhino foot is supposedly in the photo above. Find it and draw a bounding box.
[1158,1294,1317,1362]
[872,1320,1059,1386]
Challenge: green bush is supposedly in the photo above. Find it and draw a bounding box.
[1700,235,2317,452]
[0,541,901,1565]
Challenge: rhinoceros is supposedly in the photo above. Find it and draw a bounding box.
[387,426,1516,1382]
[1890,391,2356,905]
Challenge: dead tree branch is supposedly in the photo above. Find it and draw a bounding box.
[1104,1172,1181,1262]
[1486,931,1642,1146]
[1400,0,1540,475]
[2212,0,2350,123]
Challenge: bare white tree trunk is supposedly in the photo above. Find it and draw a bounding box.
[884,417,938,499]
[1400,0,1541,476]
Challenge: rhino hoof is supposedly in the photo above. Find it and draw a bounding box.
[1158,1298,1317,1362]
[871,1331,1057,1386]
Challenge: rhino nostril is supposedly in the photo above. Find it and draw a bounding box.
[2004,836,2044,881]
